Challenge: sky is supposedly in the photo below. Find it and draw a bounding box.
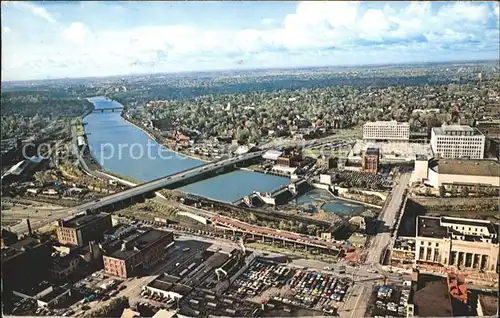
[1,1,499,81]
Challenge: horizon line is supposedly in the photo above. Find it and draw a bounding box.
[2,58,499,84]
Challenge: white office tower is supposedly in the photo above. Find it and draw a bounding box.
[431,124,485,159]
[363,120,410,141]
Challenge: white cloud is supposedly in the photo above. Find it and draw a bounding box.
[359,9,390,41]
[2,1,499,81]
[7,2,56,23]
[63,22,88,43]
[3,26,12,34]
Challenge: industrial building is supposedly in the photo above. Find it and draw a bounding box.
[362,148,380,174]
[1,236,54,297]
[56,212,113,247]
[430,124,485,159]
[413,157,499,190]
[103,228,174,278]
[362,121,410,141]
[415,216,499,273]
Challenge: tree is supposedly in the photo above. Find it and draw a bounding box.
[439,185,446,197]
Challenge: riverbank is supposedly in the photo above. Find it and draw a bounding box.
[121,113,211,163]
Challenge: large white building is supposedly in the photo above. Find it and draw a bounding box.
[415,216,498,273]
[430,124,485,159]
[413,157,499,190]
[363,121,410,141]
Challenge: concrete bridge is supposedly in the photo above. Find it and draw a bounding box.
[92,107,123,113]
[68,150,266,214]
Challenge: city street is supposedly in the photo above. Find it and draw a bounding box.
[338,173,411,317]
[366,172,411,265]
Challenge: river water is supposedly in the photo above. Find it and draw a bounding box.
[84,97,289,202]
[294,188,366,216]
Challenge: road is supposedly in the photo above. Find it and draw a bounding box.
[338,173,411,318]
[366,172,410,265]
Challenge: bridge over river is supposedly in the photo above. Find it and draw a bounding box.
[68,150,266,214]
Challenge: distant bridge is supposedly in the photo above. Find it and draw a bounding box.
[92,107,123,113]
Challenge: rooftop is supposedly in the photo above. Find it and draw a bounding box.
[441,217,497,236]
[61,212,110,229]
[432,124,482,136]
[365,148,380,156]
[147,274,192,296]
[414,275,453,317]
[262,149,282,161]
[430,159,499,177]
[364,120,409,126]
[417,216,449,239]
[108,229,173,260]
[38,286,68,303]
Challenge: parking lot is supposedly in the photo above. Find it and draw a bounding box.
[371,283,411,317]
[227,259,352,316]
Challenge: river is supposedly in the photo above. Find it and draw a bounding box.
[84,97,289,202]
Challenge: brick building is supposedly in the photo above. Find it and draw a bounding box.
[362,148,380,174]
[103,229,174,278]
[277,149,303,167]
[56,212,112,247]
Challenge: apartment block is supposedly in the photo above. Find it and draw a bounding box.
[363,121,410,141]
[430,124,485,159]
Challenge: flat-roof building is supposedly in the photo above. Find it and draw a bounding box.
[362,148,379,174]
[363,121,410,141]
[415,158,499,191]
[1,237,53,296]
[103,228,174,278]
[415,216,498,273]
[56,212,112,247]
[431,124,485,159]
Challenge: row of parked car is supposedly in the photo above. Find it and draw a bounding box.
[232,261,291,298]
[288,271,350,303]
[375,284,409,316]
